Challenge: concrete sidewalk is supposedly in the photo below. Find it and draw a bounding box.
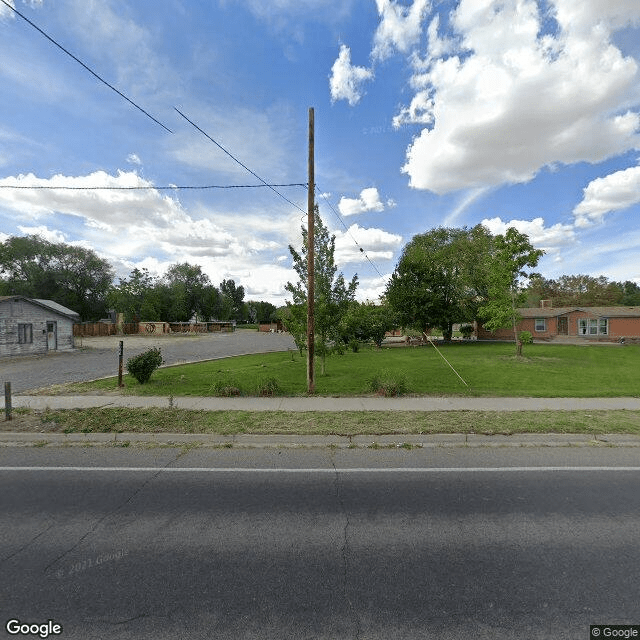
[4,394,640,411]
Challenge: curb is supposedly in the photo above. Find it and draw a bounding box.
[1,432,639,448]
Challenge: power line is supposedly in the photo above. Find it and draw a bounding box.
[174,107,307,215]
[0,0,172,134]
[316,187,386,279]
[0,182,307,191]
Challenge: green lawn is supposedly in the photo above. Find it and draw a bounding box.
[66,342,640,398]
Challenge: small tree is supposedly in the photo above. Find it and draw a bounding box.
[478,228,543,356]
[284,206,358,374]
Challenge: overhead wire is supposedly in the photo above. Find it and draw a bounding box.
[0,0,172,133]
[0,183,307,191]
[174,107,307,215]
[316,187,386,280]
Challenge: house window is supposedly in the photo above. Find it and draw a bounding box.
[535,318,546,332]
[578,318,608,336]
[18,323,33,344]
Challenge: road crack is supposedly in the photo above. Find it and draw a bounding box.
[331,454,361,640]
[43,450,186,575]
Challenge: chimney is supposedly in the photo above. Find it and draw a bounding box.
[540,299,552,309]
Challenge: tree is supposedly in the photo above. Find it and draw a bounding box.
[478,227,544,355]
[385,225,492,340]
[340,301,398,348]
[164,262,212,322]
[0,235,114,320]
[107,268,157,322]
[219,279,245,321]
[284,206,358,373]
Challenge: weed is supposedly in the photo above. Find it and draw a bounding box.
[367,369,409,396]
[256,376,283,397]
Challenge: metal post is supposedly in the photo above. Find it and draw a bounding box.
[307,107,315,394]
[118,340,125,387]
[4,381,11,421]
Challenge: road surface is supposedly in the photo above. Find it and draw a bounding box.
[2,447,640,639]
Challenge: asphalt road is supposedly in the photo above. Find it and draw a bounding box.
[2,447,640,639]
[0,331,296,393]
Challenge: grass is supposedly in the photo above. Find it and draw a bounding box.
[63,342,640,398]
[12,407,640,436]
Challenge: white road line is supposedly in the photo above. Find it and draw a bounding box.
[1,466,640,473]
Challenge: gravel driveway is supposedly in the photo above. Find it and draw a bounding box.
[1,330,296,393]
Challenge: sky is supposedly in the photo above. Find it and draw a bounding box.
[1,0,640,307]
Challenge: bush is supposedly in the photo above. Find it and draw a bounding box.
[349,338,360,353]
[460,324,474,339]
[256,376,282,397]
[126,347,164,384]
[367,369,409,397]
[519,331,533,345]
[210,373,243,396]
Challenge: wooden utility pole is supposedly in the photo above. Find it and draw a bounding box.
[307,107,315,394]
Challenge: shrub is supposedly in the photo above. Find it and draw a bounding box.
[126,347,164,384]
[367,369,409,397]
[349,338,360,353]
[210,374,243,396]
[256,376,282,397]
[460,324,474,339]
[519,331,533,345]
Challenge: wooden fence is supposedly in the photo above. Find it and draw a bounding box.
[73,322,139,337]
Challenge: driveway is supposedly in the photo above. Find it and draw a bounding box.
[1,330,296,393]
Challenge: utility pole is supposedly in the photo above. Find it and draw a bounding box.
[307,107,315,394]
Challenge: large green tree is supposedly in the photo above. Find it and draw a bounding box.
[478,227,544,355]
[0,235,114,320]
[284,206,358,373]
[385,225,492,340]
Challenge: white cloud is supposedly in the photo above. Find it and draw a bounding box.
[372,0,431,61]
[329,45,374,106]
[481,216,576,263]
[0,0,15,18]
[0,170,304,304]
[398,0,640,194]
[334,224,402,264]
[355,274,393,303]
[16,225,68,244]
[338,187,386,216]
[126,154,142,166]
[573,164,640,227]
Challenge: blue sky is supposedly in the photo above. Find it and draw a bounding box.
[1,0,640,306]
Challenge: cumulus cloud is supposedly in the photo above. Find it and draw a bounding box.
[334,223,402,264]
[0,170,300,302]
[329,45,374,106]
[573,164,640,227]
[126,154,142,166]
[372,0,431,61]
[398,0,640,194]
[338,187,388,216]
[481,216,576,264]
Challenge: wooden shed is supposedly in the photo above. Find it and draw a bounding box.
[0,296,80,357]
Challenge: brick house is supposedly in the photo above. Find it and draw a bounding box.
[477,303,640,343]
[0,296,80,357]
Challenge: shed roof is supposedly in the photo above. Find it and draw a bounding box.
[0,296,80,320]
[519,306,640,318]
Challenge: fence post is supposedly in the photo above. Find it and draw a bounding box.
[4,382,11,421]
[118,341,125,387]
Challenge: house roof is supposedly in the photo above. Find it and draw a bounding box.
[0,296,80,320]
[519,306,640,318]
